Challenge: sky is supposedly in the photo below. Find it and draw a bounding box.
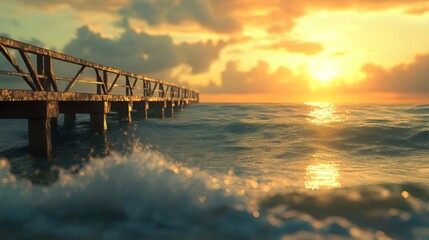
[1,0,429,103]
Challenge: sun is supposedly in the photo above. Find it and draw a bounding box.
[308,62,339,84]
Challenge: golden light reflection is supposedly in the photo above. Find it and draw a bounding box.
[305,161,341,190]
[305,102,341,125]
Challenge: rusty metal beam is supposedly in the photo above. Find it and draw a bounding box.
[64,65,86,92]
[18,50,44,91]
[160,83,165,98]
[0,44,37,90]
[165,85,170,98]
[103,70,109,92]
[43,56,58,92]
[0,70,30,78]
[151,82,158,96]
[143,80,149,97]
[125,76,134,96]
[132,77,138,89]
[108,73,120,93]
[94,69,107,94]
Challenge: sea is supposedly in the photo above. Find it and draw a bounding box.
[0,102,428,240]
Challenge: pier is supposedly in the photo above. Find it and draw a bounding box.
[0,36,199,156]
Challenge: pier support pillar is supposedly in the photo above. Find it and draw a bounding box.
[135,101,149,120]
[176,100,184,111]
[90,113,107,132]
[165,101,174,118]
[89,101,110,133]
[28,118,52,156]
[27,101,59,157]
[173,100,180,110]
[111,101,133,123]
[149,101,165,119]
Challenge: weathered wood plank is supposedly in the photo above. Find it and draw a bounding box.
[0,89,197,103]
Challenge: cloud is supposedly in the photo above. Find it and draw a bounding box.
[177,40,230,74]
[199,61,310,94]
[120,0,241,33]
[360,53,429,93]
[10,0,426,34]
[207,0,426,35]
[13,0,127,12]
[63,25,230,76]
[199,51,429,96]
[404,4,429,15]
[259,40,324,55]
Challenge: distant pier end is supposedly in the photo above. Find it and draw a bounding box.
[0,36,199,156]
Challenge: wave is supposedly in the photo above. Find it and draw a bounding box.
[0,147,271,240]
[261,184,429,239]
[1,147,429,239]
[311,125,429,154]
[410,130,429,142]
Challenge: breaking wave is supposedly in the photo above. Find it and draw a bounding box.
[1,146,429,239]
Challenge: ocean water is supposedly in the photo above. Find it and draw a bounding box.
[0,102,429,239]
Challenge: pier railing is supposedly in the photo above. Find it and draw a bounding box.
[0,36,199,101]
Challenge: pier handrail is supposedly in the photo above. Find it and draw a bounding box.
[0,36,199,100]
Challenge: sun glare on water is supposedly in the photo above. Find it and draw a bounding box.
[305,102,342,125]
[305,162,341,190]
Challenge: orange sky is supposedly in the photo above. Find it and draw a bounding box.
[1,0,429,102]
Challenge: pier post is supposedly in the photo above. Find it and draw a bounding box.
[111,101,133,123]
[176,100,184,111]
[149,101,165,119]
[28,101,59,156]
[90,101,110,132]
[135,101,149,120]
[119,102,132,123]
[173,100,179,110]
[165,101,174,118]
[28,118,52,156]
[90,113,107,132]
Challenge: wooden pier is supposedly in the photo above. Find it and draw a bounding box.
[0,36,199,156]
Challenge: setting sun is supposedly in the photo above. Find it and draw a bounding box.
[308,62,339,84]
